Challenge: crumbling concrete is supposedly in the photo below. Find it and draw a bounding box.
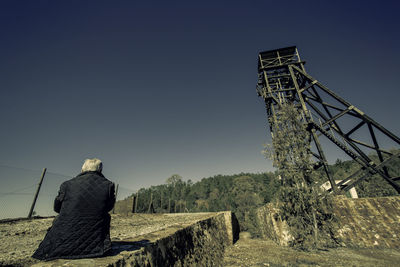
[256,196,400,248]
[334,196,400,248]
[0,212,239,266]
[256,203,292,246]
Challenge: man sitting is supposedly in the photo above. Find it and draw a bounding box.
[32,158,116,261]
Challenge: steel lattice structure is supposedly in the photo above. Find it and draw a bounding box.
[257,46,400,194]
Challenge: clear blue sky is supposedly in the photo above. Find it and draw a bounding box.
[1,0,399,194]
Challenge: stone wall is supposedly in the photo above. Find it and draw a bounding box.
[257,196,400,248]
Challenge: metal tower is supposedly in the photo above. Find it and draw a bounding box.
[257,46,400,194]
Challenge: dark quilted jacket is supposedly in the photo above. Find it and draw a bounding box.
[32,171,115,261]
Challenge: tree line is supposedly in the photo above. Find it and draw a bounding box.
[121,151,399,237]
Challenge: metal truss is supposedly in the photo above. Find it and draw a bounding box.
[257,46,400,194]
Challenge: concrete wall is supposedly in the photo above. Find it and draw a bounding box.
[0,212,239,266]
[256,203,293,246]
[96,212,239,267]
[107,212,239,267]
[257,196,400,248]
[334,196,400,248]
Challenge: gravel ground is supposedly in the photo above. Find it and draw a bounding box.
[0,213,215,266]
[224,232,400,267]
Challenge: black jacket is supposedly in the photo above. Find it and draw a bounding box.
[32,171,115,261]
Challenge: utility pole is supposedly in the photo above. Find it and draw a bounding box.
[131,195,136,213]
[28,168,47,218]
[135,191,139,213]
[160,190,164,212]
[112,184,119,214]
[147,192,154,213]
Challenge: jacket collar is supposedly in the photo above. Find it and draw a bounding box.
[77,171,105,177]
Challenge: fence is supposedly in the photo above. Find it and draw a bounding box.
[0,164,137,220]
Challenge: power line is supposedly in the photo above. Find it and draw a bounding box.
[0,163,42,173]
[118,185,137,192]
[0,184,36,197]
[0,192,34,198]
[46,171,73,179]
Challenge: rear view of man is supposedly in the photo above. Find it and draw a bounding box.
[32,158,116,261]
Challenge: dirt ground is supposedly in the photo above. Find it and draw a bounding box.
[223,232,400,267]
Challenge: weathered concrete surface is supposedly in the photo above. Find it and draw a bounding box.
[334,196,400,248]
[0,212,239,266]
[257,196,400,248]
[256,203,292,246]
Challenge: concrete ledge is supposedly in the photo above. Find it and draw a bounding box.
[1,212,239,266]
[256,196,400,248]
[334,196,400,248]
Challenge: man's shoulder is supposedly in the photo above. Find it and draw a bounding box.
[61,172,111,184]
[76,171,113,184]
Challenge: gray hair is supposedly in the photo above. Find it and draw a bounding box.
[81,158,103,173]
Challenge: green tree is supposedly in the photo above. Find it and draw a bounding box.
[166,174,183,187]
[231,176,265,235]
[267,103,338,250]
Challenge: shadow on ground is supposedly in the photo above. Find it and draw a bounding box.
[108,240,151,256]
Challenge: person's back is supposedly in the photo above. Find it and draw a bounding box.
[32,158,115,261]
[58,172,114,216]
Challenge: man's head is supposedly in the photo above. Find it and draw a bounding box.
[81,158,103,173]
